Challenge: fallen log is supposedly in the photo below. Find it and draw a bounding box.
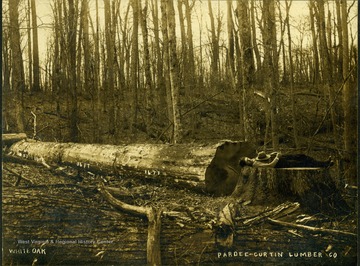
[7,139,256,193]
[2,133,27,146]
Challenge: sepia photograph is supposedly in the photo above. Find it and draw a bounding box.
[2,0,358,265]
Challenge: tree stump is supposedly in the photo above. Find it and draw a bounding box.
[231,167,350,214]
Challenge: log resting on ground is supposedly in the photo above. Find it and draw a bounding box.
[7,139,256,193]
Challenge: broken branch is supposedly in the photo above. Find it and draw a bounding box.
[98,183,162,265]
[267,217,356,238]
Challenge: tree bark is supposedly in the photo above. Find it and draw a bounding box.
[309,1,320,86]
[208,0,219,89]
[160,0,173,141]
[139,0,153,134]
[341,0,356,185]
[237,0,254,141]
[285,0,299,148]
[250,1,261,81]
[130,0,139,135]
[8,140,253,192]
[31,0,41,92]
[262,0,279,149]
[165,0,183,143]
[231,167,350,214]
[9,0,25,132]
[68,0,79,142]
[151,0,166,122]
[315,0,339,149]
[184,0,196,95]
[104,0,116,139]
[27,0,33,91]
[98,183,162,265]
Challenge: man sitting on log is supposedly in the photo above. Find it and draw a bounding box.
[240,151,334,168]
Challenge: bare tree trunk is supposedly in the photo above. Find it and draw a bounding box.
[335,0,343,79]
[285,0,299,148]
[184,0,196,95]
[309,1,320,86]
[130,0,139,135]
[250,1,261,82]
[151,0,166,120]
[68,0,79,142]
[160,0,173,141]
[27,0,32,92]
[227,0,235,74]
[208,0,219,90]
[31,0,41,92]
[262,0,279,149]
[238,0,254,141]
[2,26,11,132]
[166,0,183,143]
[9,0,25,132]
[90,0,101,143]
[341,0,357,185]
[315,0,339,149]
[177,0,186,96]
[139,0,153,134]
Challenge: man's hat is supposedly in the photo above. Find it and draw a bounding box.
[256,151,270,161]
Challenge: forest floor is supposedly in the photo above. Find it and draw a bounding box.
[2,90,358,265]
[3,157,357,265]
[2,158,357,265]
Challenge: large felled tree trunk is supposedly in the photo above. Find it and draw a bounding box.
[7,139,259,195]
[8,140,253,191]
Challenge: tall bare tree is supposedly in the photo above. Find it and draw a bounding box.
[208,0,219,89]
[285,0,299,147]
[160,0,173,132]
[130,0,139,134]
[139,0,153,133]
[237,0,254,141]
[151,0,166,116]
[315,0,339,149]
[31,0,41,92]
[183,0,196,94]
[341,0,357,184]
[27,0,33,91]
[309,1,320,86]
[262,0,279,148]
[68,0,79,142]
[163,0,183,143]
[227,0,235,74]
[9,0,25,132]
[250,1,262,81]
[104,0,116,139]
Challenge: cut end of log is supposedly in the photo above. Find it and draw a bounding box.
[205,141,257,196]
